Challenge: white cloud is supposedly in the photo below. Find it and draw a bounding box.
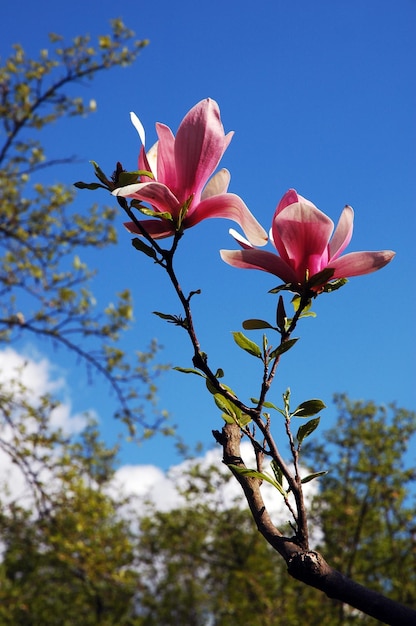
[112,442,321,537]
[0,347,88,434]
[0,347,89,505]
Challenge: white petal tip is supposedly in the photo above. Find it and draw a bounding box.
[130,111,146,146]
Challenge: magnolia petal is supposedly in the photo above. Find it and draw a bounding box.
[227,228,253,250]
[130,111,146,146]
[185,193,268,247]
[220,249,298,283]
[175,98,230,200]
[329,205,354,261]
[274,189,300,217]
[329,250,395,278]
[201,168,230,200]
[124,219,176,239]
[155,122,176,190]
[144,142,158,178]
[113,182,180,214]
[138,145,154,182]
[273,198,334,273]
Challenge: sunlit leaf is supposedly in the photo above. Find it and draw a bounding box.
[301,470,328,484]
[292,399,326,418]
[173,367,205,377]
[269,337,299,359]
[232,332,262,358]
[228,465,286,496]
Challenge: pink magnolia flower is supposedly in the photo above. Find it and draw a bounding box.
[113,98,267,246]
[220,189,395,293]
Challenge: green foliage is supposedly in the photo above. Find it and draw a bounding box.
[134,464,328,626]
[0,22,167,435]
[303,395,416,622]
[132,398,416,625]
[0,421,140,625]
[0,396,414,624]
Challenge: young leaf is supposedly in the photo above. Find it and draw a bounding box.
[132,238,157,259]
[301,470,328,484]
[269,337,299,359]
[271,460,283,486]
[250,398,280,411]
[214,394,238,419]
[139,207,173,220]
[228,465,286,496]
[173,367,205,377]
[296,417,320,445]
[276,295,287,332]
[242,319,275,330]
[74,181,106,190]
[232,332,262,358]
[307,267,335,288]
[323,278,348,293]
[91,160,111,185]
[292,399,326,418]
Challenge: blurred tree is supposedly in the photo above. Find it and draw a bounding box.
[0,420,141,626]
[0,396,414,624]
[0,19,167,437]
[133,398,416,625]
[303,394,416,624]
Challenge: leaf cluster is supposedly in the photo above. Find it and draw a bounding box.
[0,23,168,436]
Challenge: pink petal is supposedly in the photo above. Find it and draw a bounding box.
[124,219,176,239]
[220,249,298,283]
[274,189,300,217]
[175,99,231,200]
[329,205,354,261]
[138,145,154,181]
[155,122,177,189]
[272,198,334,275]
[185,193,268,247]
[201,168,230,200]
[328,250,395,278]
[113,182,181,215]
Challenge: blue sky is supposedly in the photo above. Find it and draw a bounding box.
[2,0,415,469]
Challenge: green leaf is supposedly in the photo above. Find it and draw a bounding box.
[292,399,326,418]
[214,394,238,418]
[307,267,335,288]
[138,207,173,220]
[269,337,299,359]
[153,311,178,322]
[250,398,280,411]
[214,368,224,378]
[271,460,283,486]
[117,170,154,186]
[131,238,157,259]
[268,283,295,294]
[242,319,275,330]
[91,160,111,185]
[301,470,328,484]
[296,417,320,445]
[323,278,348,293]
[232,332,262,358]
[228,465,287,496]
[118,171,139,186]
[276,295,287,331]
[74,181,107,190]
[173,367,205,377]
